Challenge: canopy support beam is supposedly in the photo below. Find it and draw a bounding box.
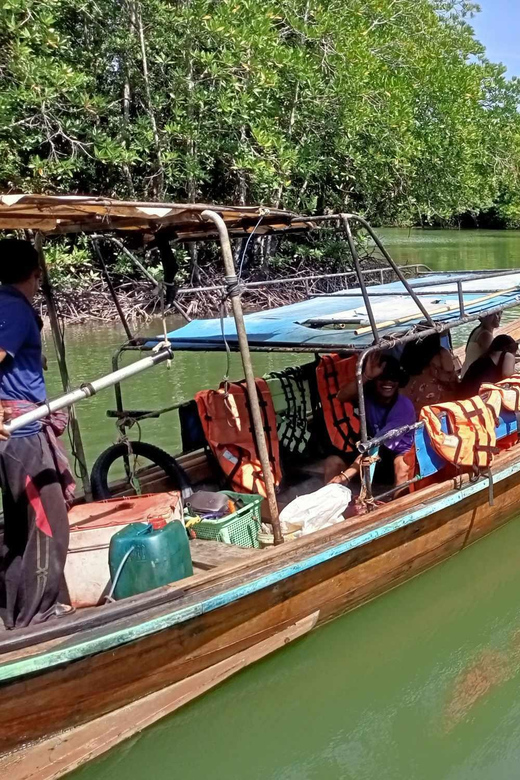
[201,210,284,545]
[92,239,134,342]
[36,234,92,500]
[340,214,380,344]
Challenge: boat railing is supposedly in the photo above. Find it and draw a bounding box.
[314,267,520,299]
[172,263,433,297]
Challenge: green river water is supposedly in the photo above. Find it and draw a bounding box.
[55,228,520,780]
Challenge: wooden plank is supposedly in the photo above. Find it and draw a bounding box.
[189,539,263,570]
[0,612,320,780]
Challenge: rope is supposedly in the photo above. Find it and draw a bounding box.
[356,453,380,512]
[237,215,264,281]
[217,214,265,407]
[220,298,232,405]
[151,285,172,368]
[114,410,143,491]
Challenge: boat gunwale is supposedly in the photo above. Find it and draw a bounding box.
[1,442,520,681]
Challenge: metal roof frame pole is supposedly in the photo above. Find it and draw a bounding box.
[355,349,373,507]
[35,234,92,500]
[91,238,134,342]
[201,210,284,544]
[348,214,435,327]
[340,214,380,344]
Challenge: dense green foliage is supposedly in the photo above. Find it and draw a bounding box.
[2,0,520,226]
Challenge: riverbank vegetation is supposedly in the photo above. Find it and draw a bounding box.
[2,0,520,317]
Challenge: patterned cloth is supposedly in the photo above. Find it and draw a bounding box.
[2,399,76,506]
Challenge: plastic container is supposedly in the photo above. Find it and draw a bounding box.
[109,520,193,600]
[65,492,182,608]
[191,491,263,548]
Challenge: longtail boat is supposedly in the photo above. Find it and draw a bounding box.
[1,195,520,779]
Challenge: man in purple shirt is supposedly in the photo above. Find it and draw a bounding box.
[325,354,416,496]
[0,239,74,629]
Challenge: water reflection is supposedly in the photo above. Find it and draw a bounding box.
[378,228,520,272]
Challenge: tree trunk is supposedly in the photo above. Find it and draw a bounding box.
[135,1,164,199]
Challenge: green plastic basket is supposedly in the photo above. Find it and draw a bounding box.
[192,491,263,548]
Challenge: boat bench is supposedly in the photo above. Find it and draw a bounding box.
[415,410,518,479]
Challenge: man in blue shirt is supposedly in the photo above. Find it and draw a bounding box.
[0,239,74,629]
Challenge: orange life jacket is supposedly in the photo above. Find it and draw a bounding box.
[419,391,502,470]
[195,378,281,497]
[316,354,360,454]
[480,375,520,412]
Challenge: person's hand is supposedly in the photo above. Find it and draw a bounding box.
[363,352,385,381]
[0,405,11,441]
[42,354,48,371]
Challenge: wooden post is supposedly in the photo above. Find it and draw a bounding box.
[35,234,92,500]
[201,210,284,544]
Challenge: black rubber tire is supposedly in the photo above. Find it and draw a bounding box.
[90,441,192,501]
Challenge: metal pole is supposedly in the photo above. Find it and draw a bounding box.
[340,214,380,344]
[35,233,92,499]
[457,281,465,317]
[92,239,134,342]
[355,351,373,505]
[6,348,173,434]
[347,214,436,326]
[313,265,520,298]
[172,263,431,296]
[201,209,284,544]
[358,420,424,453]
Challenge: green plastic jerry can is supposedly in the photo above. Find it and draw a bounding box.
[109,520,193,600]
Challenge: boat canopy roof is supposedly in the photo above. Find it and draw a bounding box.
[0,194,309,239]
[147,271,520,352]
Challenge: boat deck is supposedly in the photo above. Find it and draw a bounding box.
[189,538,265,573]
[0,537,264,632]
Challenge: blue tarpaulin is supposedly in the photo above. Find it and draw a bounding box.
[146,271,520,352]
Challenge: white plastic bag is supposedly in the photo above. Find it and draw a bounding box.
[279,484,352,536]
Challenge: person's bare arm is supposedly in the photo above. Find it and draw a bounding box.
[0,349,10,440]
[501,352,516,379]
[336,381,359,403]
[476,329,493,353]
[336,352,385,403]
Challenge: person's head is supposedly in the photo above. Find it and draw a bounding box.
[480,312,502,331]
[488,334,518,356]
[373,356,407,404]
[0,238,41,300]
[401,333,442,376]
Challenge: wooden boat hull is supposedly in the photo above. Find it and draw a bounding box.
[1,446,520,777]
